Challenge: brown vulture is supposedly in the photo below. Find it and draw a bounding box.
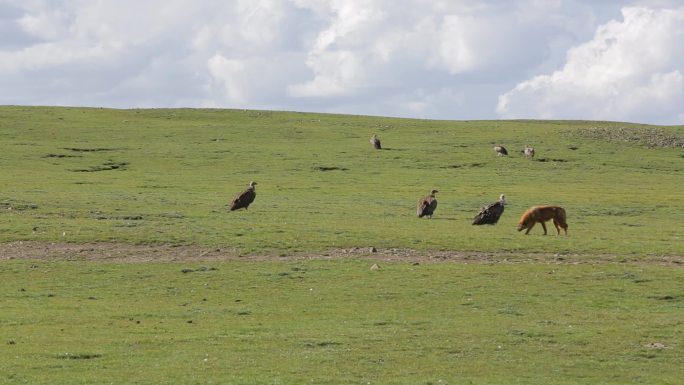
[494,145,508,156]
[523,145,535,158]
[472,194,506,225]
[370,134,382,149]
[229,181,257,211]
[417,189,438,218]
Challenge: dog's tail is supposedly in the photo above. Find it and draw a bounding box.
[554,206,568,232]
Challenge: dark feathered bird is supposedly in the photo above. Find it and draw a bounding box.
[472,194,506,225]
[229,181,257,211]
[494,145,508,156]
[370,134,382,149]
[417,189,438,218]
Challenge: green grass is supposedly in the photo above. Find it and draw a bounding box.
[0,106,682,256]
[1,106,683,384]
[2,259,682,385]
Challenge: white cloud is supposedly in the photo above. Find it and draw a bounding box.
[17,8,71,40]
[0,1,682,123]
[287,0,606,105]
[497,6,684,124]
[207,55,248,104]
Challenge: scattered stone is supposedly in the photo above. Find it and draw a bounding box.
[370,263,380,271]
[645,342,667,350]
[369,247,377,253]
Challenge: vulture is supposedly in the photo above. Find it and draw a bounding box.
[494,145,508,156]
[523,145,535,158]
[229,181,257,211]
[472,194,506,225]
[417,189,438,218]
[370,134,382,150]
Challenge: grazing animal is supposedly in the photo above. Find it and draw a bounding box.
[523,145,535,158]
[417,189,438,218]
[494,145,508,156]
[370,134,382,149]
[517,205,568,235]
[229,181,257,211]
[472,194,506,225]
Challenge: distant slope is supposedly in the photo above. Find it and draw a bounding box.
[0,106,682,256]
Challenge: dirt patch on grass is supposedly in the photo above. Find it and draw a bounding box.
[44,153,82,158]
[574,127,684,148]
[0,201,39,211]
[313,166,349,171]
[0,242,223,263]
[534,157,568,163]
[63,147,116,152]
[0,242,681,266]
[70,161,129,172]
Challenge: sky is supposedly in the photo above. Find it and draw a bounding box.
[1,0,684,124]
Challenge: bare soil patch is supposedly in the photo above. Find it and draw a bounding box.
[70,161,129,172]
[0,242,681,266]
[574,126,684,148]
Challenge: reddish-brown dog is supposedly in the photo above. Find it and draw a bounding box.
[517,205,568,235]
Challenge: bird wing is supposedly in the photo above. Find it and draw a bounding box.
[472,202,503,225]
[427,198,437,213]
[230,188,255,210]
[472,205,489,224]
[417,198,429,217]
[241,189,256,204]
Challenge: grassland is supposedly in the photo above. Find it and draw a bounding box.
[1,106,683,384]
[2,259,683,385]
[0,106,682,256]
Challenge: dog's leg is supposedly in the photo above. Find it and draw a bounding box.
[553,220,560,235]
[525,223,534,234]
[541,221,548,235]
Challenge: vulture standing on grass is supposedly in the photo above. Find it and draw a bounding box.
[494,145,508,156]
[472,194,506,225]
[370,134,382,149]
[523,145,535,158]
[229,181,257,211]
[417,189,438,218]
